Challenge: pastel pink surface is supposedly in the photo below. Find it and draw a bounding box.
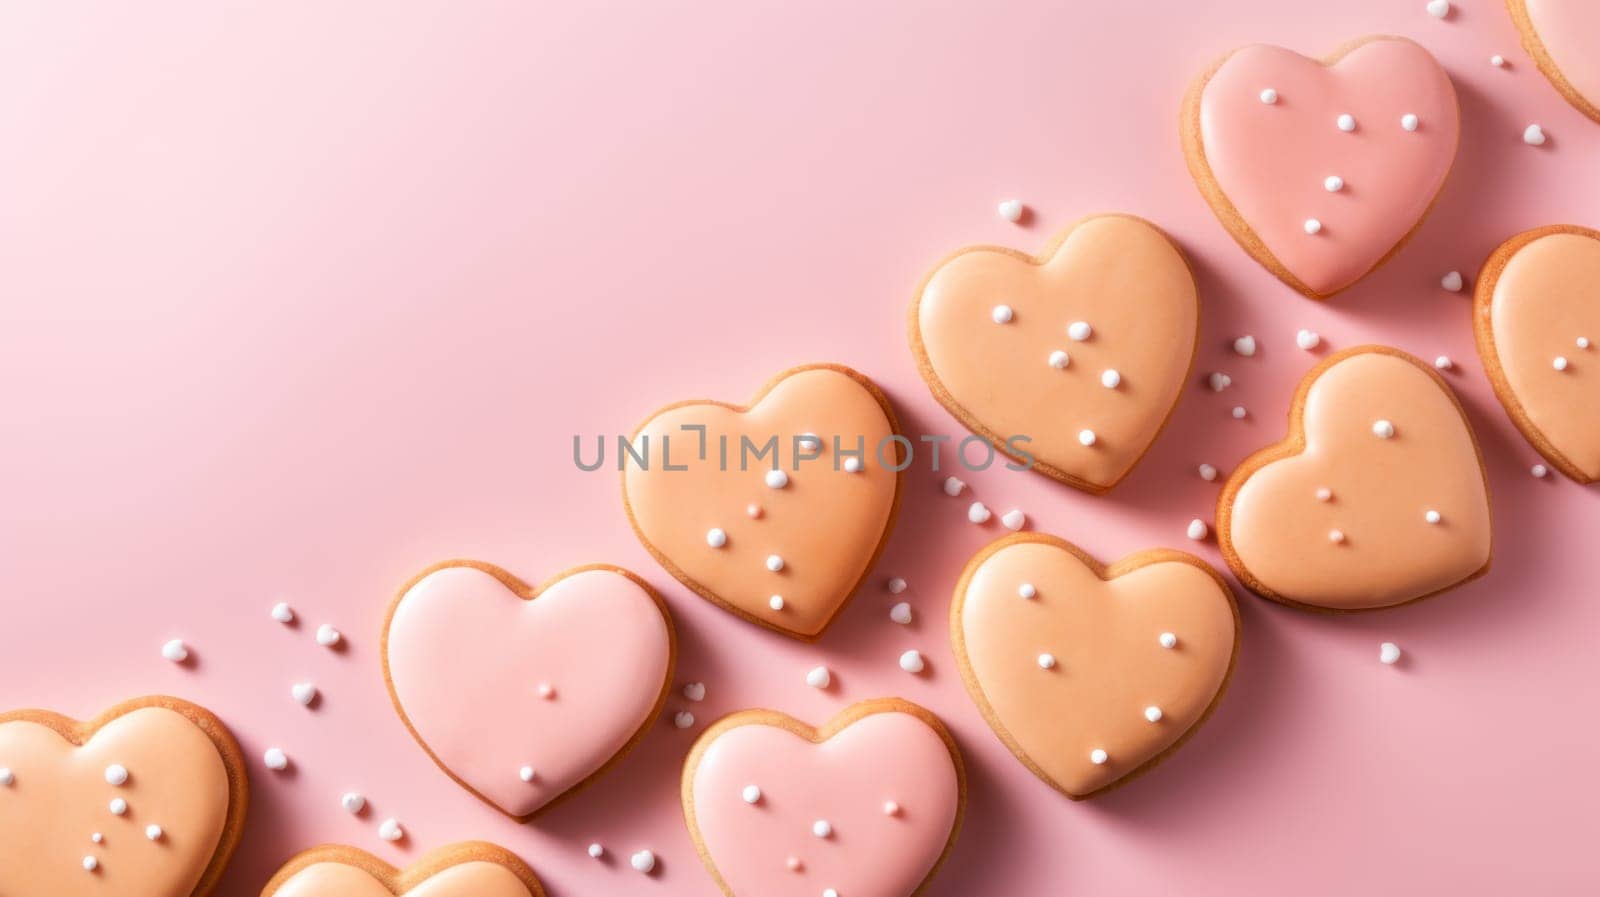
[1524,0,1600,105]
[0,3,1596,896]
[1199,39,1459,295]
[688,710,959,897]
[385,566,670,817]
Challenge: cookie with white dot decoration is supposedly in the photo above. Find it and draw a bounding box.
[683,699,964,897]
[1474,225,1600,483]
[1182,36,1459,299]
[383,560,675,820]
[0,695,248,897]
[261,841,545,897]
[1217,346,1492,611]
[909,215,1199,493]
[622,364,903,640]
[950,533,1238,799]
[1508,1,1600,124]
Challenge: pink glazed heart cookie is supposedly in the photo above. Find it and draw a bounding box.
[1218,347,1493,612]
[1510,0,1600,124]
[683,699,964,897]
[262,842,544,897]
[951,534,1238,799]
[1183,36,1459,299]
[910,215,1199,493]
[1475,225,1600,483]
[622,364,903,640]
[382,560,675,820]
[0,695,248,897]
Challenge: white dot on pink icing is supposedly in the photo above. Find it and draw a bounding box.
[883,800,900,815]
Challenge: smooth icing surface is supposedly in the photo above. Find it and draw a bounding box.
[624,367,898,637]
[0,707,231,897]
[1524,0,1600,110]
[915,215,1197,490]
[1488,233,1600,481]
[956,540,1235,796]
[272,861,535,897]
[1198,39,1458,295]
[1226,351,1490,609]
[689,710,959,897]
[385,565,671,817]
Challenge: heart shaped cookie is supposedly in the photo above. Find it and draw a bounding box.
[1217,346,1493,611]
[910,215,1198,493]
[951,534,1238,799]
[1510,1,1600,123]
[382,560,674,820]
[683,699,963,897]
[622,364,902,640]
[262,842,544,897]
[1183,36,1459,299]
[0,696,247,897]
[1475,225,1600,483]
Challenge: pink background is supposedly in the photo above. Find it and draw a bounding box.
[1,2,1594,894]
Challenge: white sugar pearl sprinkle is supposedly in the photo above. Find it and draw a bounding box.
[1078,429,1097,446]
[842,456,863,473]
[1100,369,1121,388]
[1304,218,1323,235]
[1089,749,1108,765]
[1524,124,1546,146]
[1068,321,1093,341]
[1441,271,1464,292]
[997,199,1024,223]
[315,624,341,647]
[1380,642,1402,664]
[341,792,365,814]
[806,666,832,688]
[104,764,129,786]
[706,528,727,548]
[674,711,694,728]
[1553,356,1569,371]
[588,843,605,859]
[1233,335,1257,356]
[1186,519,1209,541]
[1145,706,1164,723]
[1532,464,1549,478]
[291,683,317,706]
[1372,419,1395,439]
[967,501,991,524]
[1435,355,1453,370]
[1259,88,1278,104]
[1199,463,1218,481]
[765,469,789,488]
[263,748,288,771]
[1000,509,1026,531]
[942,476,966,496]
[1018,583,1037,599]
[1337,114,1356,132]
[145,824,162,841]
[160,639,188,663]
[1401,113,1419,131]
[1048,350,1070,369]
[109,798,128,815]
[824,889,840,897]
[92,833,102,843]
[769,595,785,610]
[630,850,655,873]
[682,682,704,701]
[765,554,785,571]
[379,818,404,842]
[1296,329,1321,350]
[271,602,294,623]
[1159,632,1178,649]
[1323,175,1343,192]
[887,577,907,594]
[0,768,12,785]
[1208,372,1232,392]
[742,784,762,804]
[1037,653,1056,669]
[83,856,99,872]
[537,682,555,699]
[1578,337,1591,349]
[899,650,926,674]
[890,602,913,624]
[1426,0,1450,18]
[1425,509,1442,524]
[1491,54,1505,67]
[1231,406,1247,419]
[1329,529,1346,544]
[1316,487,1333,502]
[883,800,900,815]
[991,304,1014,324]
[519,765,536,782]
[747,502,761,520]
[812,819,833,837]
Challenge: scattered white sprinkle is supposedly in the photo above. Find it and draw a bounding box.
[1554,356,1570,371]
[806,666,831,689]
[967,501,992,524]
[0,768,11,785]
[1259,88,1278,104]
[1089,749,1108,765]
[1048,349,1070,369]
[1037,653,1057,670]
[1316,487,1333,502]
[588,843,605,859]
[1441,271,1464,292]
[706,528,727,548]
[1198,463,1218,481]
[889,602,913,624]
[1068,321,1093,341]
[842,456,863,473]
[104,764,128,786]
[1380,642,1403,664]
[1425,509,1442,524]
[379,818,404,842]
[291,683,317,706]
[1524,124,1546,146]
[519,765,536,783]
[1296,329,1321,350]
[1324,175,1344,192]
[1231,406,1247,419]
[1208,372,1232,392]
[83,856,98,872]
[674,711,694,729]
[341,792,365,814]
[1435,355,1453,370]
[765,469,789,489]
[1233,335,1257,356]
[630,850,655,874]
[682,682,705,701]
[884,800,900,815]
[271,602,294,623]
[1426,0,1450,18]
[1337,113,1356,132]
[92,833,102,843]
[997,199,1024,223]
[1100,369,1122,388]
[1159,632,1178,649]
[787,857,803,872]
[315,624,341,647]
[1078,429,1098,446]
[160,639,188,663]
[1491,54,1505,67]
[1532,464,1549,478]
[765,554,785,572]
[810,819,837,839]
[1577,337,1590,349]
[1186,519,1209,541]
[1000,509,1026,531]
[537,682,555,699]
[769,595,785,611]
[1304,218,1323,235]
[1016,583,1038,601]
[887,576,907,594]
[742,784,762,804]
[899,650,926,674]
[1372,419,1396,439]
[1145,706,1164,723]
[145,824,162,841]
[263,748,288,771]
[991,304,1014,324]
[942,476,966,497]
[109,798,127,816]
[1329,529,1347,544]
[1401,113,1419,131]
[824,889,840,897]
[747,503,762,518]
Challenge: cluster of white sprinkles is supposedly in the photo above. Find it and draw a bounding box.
[989,309,1111,443]
[71,763,166,872]
[737,785,905,882]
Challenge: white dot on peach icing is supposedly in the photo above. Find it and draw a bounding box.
[1100,369,1121,389]
[706,528,727,548]
[1159,632,1178,649]
[1553,356,1569,371]
[1323,176,1343,192]
[1037,653,1057,669]
[1329,529,1346,544]
[1068,321,1093,341]
[83,856,98,872]
[1336,113,1356,132]
[1425,509,1442,524]
[1401,113,1419,131]
[1078,429,1097,446]
[1018,582,1036,599]
[104,764,128,786]
[747,503,761,518]
[1371,419,1395,439]
[991,304,1013,324]
[1304,218,1323,235]
[145,824,162,841]
[1048,350,1070,369]
[765,554,784,572]
[1145,706,1163,723]
[1089,749,1108,765]
[1259,88,1278,104]
[842,456,863,473]
[1316,487,1333,502]
[109,798,127,816]
[765,469,788,488]
[769,595,785,611]
[0,768,13,786]
[1578,337,1591,349]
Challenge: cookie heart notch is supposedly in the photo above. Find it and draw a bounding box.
[622,364,903,640]
[1475,225,1600,483]
[683,699,964,897]
[382,560,674,820]
[1183,36,1459,299]
[910,214,1199,493]
[0,696,248,897]
[262,842,544,897]
[1510,0,1600,124]
[1218,346,1493,611]
[951,534,1238,799]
